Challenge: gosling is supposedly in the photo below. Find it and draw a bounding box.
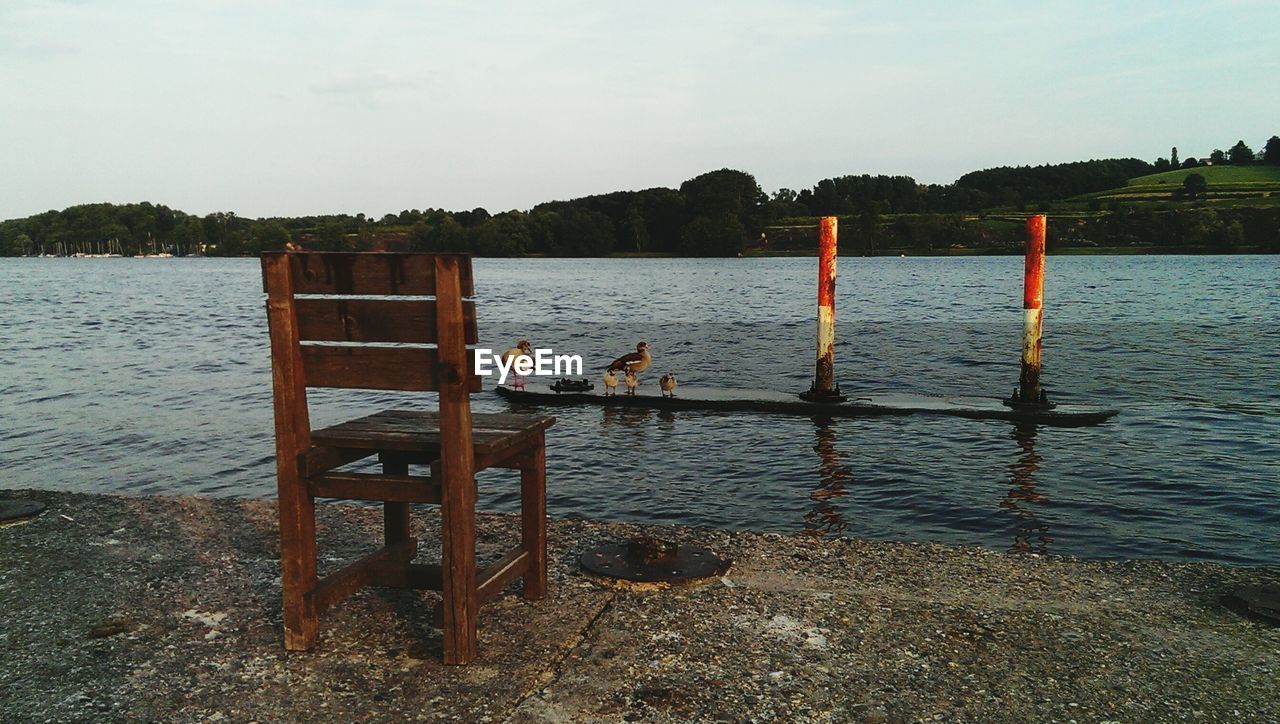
[659,372,677,398]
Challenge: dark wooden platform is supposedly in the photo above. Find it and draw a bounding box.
[494,383,1118,427]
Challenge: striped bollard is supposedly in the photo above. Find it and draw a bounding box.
[801,216,847,402]
[1006,215,1052,408]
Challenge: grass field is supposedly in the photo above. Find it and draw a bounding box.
[1067,164,1280,207]
[1126,165,1280,186]
[752,165,1280,254]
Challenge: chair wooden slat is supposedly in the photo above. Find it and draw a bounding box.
[311,542,416,613]
[476,549,532,605]
[297,446,373,478]
[309,472,441,503]
[295,298,478,344]
[300,345,481,392]
[322,409,554,433]
[270,252,474,296]
[311,410,553,455]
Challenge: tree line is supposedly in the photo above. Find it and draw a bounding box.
[2,136,1277,257]
[763,205,1280,256]
[1152,135,1280,172]
[1057,206,1280,252]
[0,162,1157,258]
[0,169,769,258]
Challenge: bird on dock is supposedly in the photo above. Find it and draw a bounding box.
[659,372,677,398]
[624,370,639,395]
[602,369,618,396]
[502,339,534,390]
[607,341,651,377]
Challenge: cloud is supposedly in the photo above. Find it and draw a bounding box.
[309,70,417,96]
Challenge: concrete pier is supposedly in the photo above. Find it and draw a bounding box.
[497,383,1118,427]
[2,490,1277,721]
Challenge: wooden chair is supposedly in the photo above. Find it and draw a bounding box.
[261,251,554,665]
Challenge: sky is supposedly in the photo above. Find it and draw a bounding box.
[2,0,1277,220]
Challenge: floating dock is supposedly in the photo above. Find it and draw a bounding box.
[494,383,1118,427]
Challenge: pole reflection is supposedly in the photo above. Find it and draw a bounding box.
[1002,422,1052,554]
[801,416,851,537]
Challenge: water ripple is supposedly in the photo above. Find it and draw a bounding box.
[1,255,1277,565]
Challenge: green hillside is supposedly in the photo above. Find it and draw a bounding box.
[1127,165,1280,186]
[1072,164,1280,207]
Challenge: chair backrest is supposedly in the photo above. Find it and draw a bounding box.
[261,252,480,457]
[262,252,479,392]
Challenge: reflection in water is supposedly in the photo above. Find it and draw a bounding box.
[801,417,852,537]
[1002,422,1052,554]
[656,409,677,432]
[601,406,654,438]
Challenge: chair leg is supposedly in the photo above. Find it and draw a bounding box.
[384,502,411,550]
[382,459,412,558]
[520,436,547,601]
[279,488,319,650]
[441,470,478,665]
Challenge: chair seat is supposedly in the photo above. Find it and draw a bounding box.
[313,409,555,467]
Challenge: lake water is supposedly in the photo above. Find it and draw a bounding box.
[2,255,1277,565]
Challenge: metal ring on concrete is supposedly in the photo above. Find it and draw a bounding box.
[0,499,47,523]
[580,537,729,584]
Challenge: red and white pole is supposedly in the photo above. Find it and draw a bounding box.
[802,216,847,402]
[1010,214,1049,407]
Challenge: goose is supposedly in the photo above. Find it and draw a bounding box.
[624,370,639,396]
[607,341,651,376]
[602,369,618,396]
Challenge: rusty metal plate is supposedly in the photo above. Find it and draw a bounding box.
[580,537,729,583]
[799,387,848,403]
[0,499,46,523]
[1003,388,1056,410]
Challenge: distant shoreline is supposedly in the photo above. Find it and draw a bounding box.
[603,245,1279,258]
[5,245,1278,261]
